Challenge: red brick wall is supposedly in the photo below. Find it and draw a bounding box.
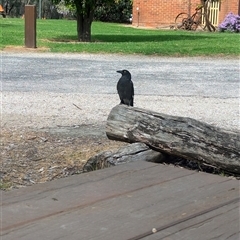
[219,0,240,23]
[132,0,240,28]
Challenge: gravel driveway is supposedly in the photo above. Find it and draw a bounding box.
[2,52,239,131]
[1,52,239,189]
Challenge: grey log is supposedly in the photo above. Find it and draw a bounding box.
[83,142,165,172]
[106,105,240,174]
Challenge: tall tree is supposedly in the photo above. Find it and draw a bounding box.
[53,0,115,42]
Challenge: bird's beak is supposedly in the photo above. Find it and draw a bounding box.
[116,70,122,74]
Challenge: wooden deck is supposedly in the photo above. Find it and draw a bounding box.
[1,161,239,240]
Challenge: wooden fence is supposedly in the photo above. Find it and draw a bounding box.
[202,0,220,26]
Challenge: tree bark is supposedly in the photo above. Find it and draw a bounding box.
[75,0,95,42]
[106,105,240,174]
[201,0,216,32]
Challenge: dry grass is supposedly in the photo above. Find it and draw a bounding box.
[0,128,126,190]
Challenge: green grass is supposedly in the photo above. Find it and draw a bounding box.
[0,180,12,190]
[1,18,240,56]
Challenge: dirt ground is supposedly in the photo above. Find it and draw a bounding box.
[0,126,126,190]
[2,124,239,191]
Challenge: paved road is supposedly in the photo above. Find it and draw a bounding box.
[2,52,239,98]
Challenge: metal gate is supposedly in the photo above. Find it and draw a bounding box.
[202,0,220,27]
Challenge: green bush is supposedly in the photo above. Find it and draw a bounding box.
[94,0,132,23]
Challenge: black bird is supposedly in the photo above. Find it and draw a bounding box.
[116,70,134,107]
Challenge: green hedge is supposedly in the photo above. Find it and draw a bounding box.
[94,0,132,23]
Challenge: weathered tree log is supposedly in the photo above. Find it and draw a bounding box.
[83,142,165,172]
[106,105,240,174]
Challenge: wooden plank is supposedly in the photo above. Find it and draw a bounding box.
[1,161,239,240]
[1,162,194,232]
[141,200,239,240]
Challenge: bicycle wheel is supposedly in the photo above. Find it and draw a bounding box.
[189,13,199,31]
[175,13,189,29]
[191,12,206,30]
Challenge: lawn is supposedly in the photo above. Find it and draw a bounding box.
[1,18,239,56]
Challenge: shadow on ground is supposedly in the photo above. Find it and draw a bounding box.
[48,32,213,43]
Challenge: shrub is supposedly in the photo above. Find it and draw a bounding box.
[218,12,240,32]
[94,0,132,23]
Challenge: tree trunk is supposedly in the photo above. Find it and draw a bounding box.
[75,1,95,42]
[106,105,240,174]
[201,0,216,32]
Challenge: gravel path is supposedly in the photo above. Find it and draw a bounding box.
[2,52,239,131]
[2,92,239,131]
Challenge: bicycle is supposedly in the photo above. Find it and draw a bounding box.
[175,5,206,31]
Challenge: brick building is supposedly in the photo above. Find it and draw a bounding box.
[132,0,240,28]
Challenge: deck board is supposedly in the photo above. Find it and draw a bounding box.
[1,161,239,240]
[142,200,239,240]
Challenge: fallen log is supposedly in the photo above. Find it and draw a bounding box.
[106,105,240,174]
[83,142,165,172]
